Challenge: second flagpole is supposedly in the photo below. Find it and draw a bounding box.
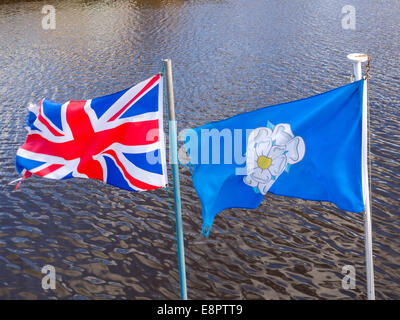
[163,59,188,300]
[347,53,375,300]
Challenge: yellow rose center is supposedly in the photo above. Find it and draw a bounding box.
[257,156,272,170]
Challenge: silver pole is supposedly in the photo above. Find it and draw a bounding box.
[347,53,375,300]
[163,59,188,300]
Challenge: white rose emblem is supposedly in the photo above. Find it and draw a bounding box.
[243,122,305,195]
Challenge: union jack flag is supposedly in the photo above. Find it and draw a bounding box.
[15,74,167,192]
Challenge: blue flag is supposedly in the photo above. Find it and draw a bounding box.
[184,80,365,236]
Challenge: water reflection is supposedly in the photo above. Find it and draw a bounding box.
[0,0,399,299]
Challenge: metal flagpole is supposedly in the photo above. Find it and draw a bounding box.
[347,53,375,300]
[163,59,188,300]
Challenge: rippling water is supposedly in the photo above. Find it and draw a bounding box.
[0,0,399,299]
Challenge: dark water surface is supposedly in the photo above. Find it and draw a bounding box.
[0,0,399,299]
